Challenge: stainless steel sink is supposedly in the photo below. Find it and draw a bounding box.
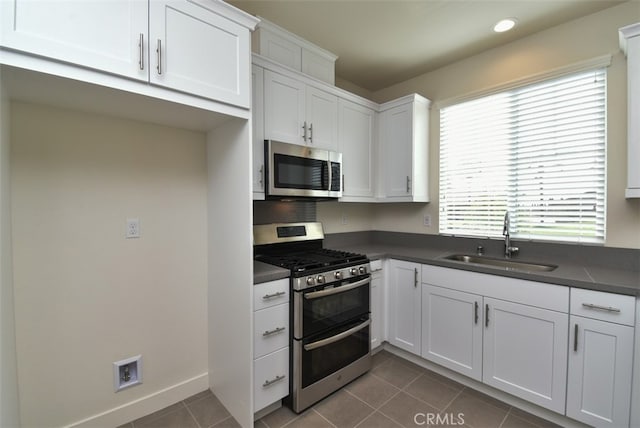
[443,254,558,272]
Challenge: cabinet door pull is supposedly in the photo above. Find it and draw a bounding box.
[406,176,411,193]
[474,301,479,324]
[156,39,162,75]
[581,303,621,313]
[138,33,144,70]
[259,165,264,188]
[342,174,345,191]
[262,291,285,300]
[263,326,286,337]
[302,121,307,142]
[309,123,313,143]
[485,304,489,327]
[574,323,579,352]
[414,267,418,287]
[262,374,286,388]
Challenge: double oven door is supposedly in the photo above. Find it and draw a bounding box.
[291,273,371,412]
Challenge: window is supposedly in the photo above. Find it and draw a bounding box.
[439,68,606,243]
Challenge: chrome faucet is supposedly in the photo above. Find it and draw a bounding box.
[503,211,519,259]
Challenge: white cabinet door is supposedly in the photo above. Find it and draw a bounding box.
[252,64,266,198]
[305,86,338,151]
[483,297,568,413]
[380,103,413,198]
[620,24,640,197]
[567,316,634,427]
[338,99,376,200]
[387,259,421,355]
[149,0,251,108]
[370,269,383,350]
[0,0,148,81]
[421,284,483,381]
[264,70,306,144]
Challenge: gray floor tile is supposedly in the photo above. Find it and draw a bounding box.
[135,406,198,428]
[133,402,186,426]
[184,389,214,404]
[371,350,393,368]
[355,411,402,428]
[500,413,539,428]
[313,389,375,428]
[379,391,439,428]
[186,394,231,428]
[344,372,400,408]
[285,410,333,428]
[212,416,242,428]
[372,357,422,389]
[116,424,133,428]
[404,373,463,411]
[258,405,299,428]
[508,408,563,428]
[443,389,509,428]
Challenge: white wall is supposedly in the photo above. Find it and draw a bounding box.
[10,102,209,427]
[0,70,20,428]
[319,2,640,249]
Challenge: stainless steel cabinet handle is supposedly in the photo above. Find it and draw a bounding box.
[304,277,370,300]
[309,123,313,143]
[474,301,479,324]
[262,374,285,388]
[574,323,579,352]
[262,291,286,300]
[156,39,162,75]
[581,303,621,313]
[304,319,370,351]
[138,33,144,70]
[485,304,489,327]
[259,165,264,188]
[263,326,286,337]
[302,121,307,142]
[414,267,418,287]
[342,174,345,191]
[406,176,411,193]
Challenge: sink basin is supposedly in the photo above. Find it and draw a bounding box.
[443,254,558,272]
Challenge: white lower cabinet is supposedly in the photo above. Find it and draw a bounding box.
[387,259,421,355]
[253,279,290,413]
[370,260,384,350]
[483,297,568,414]
[421,284,482,381]
[566,288,635,427]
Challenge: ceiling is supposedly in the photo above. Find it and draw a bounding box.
[228,0,629,91]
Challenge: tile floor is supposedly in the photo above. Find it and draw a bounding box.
[121,350,562,428]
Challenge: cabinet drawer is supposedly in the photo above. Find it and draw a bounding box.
[570,288,635,326]
[254,303,289,358]
[254,347,289,412]
[254,278,289,311]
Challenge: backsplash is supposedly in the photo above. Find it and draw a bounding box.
[253,200,316,224]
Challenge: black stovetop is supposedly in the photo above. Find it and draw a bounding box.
[255,247,368,275]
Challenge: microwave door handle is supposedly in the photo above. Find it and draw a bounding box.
[303,277,370,300]
[326,159,331,191]
[304,319,370,351]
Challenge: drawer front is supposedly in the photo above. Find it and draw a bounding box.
[254,278,289,311]
[254,303,289,358]
[254,347,289,412]
[570,288,635,326]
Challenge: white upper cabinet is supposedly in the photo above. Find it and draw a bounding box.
[620,23,640,198]
[1,0,148,81]
[1,0,256,108]
[149,0,251,107]
[338,99,376,201]
[263,69,338,150]
[378,94,430,202]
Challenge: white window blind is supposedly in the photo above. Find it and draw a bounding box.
[439,68,606,243]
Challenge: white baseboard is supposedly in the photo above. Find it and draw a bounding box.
[64,373,209,428]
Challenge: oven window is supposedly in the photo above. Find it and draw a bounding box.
[301,318,369,388]
[302,279,370,337]
[274,154,328,190]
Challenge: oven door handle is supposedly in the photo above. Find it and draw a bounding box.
[303,319,370,351]
[303,277,370,300]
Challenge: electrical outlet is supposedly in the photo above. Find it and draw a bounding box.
[113,355,142,392]
[423,214,432,227]
[126,218,140,239]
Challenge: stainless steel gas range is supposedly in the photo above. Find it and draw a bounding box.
[254,222,372,413]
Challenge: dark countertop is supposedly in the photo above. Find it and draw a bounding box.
[254,260,289,284]
[331,243,640,297]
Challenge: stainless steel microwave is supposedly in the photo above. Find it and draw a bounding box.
[265,140,342,199]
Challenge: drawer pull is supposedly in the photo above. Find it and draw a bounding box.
[262,291,286,300]
[262,374,286,388]
[263,326,286,337]
[582,303,621,313]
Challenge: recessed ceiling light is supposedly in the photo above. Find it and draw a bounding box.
[494,18,517,33]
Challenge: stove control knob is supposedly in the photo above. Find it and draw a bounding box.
[306,277,315,286]
[316,275,325,284]
[350,268,358,276]
[334,271,342,280]
[359,266,367,275]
